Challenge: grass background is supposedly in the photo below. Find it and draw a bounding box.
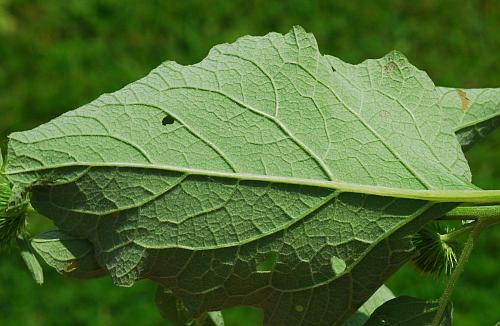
[0,1,498,325]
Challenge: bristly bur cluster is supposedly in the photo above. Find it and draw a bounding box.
[1,27,499,325]
[412,223,461,276]
[0,153,27,249]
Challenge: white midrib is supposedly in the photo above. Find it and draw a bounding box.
[6,161,500,203]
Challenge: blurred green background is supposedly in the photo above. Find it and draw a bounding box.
[0,1,499,325]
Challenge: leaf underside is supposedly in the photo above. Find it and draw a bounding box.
[5,27,500,325]
[31,230,105,279]
[437,87,500,151]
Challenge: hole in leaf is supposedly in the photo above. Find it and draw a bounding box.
[330,256,346,275]
[256,252,278,272]
[162,115,175,125]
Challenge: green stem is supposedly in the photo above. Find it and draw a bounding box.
[439,205,500,221]
[431,218,498,325]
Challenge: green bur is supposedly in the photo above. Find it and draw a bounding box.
[0,175,10,213]
[0,174,19,248]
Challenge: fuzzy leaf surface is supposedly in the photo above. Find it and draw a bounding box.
[5,27,500,325]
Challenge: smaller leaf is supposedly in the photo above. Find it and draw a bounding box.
[207,312,225,326]
[17,236,44,285]
[155,287,196,326]
[343,285,395,326]
[437,87,500,151]
[31,230,106,279]
[364,296,452,326]
[155,287,225,326]
[456,117,500,152]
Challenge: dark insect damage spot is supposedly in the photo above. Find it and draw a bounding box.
[162,115,175,125]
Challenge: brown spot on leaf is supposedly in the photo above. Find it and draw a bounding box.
[64,261,78,273]
[456,89,469,112]
[383,61,398,75]
[378,110,390,118]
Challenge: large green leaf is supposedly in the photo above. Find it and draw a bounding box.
[437,87,500,151]
[5,27,500,325]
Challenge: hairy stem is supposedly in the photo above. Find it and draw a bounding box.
[439,205,500,221]
[439,224,475,242]
[432,218,498,325]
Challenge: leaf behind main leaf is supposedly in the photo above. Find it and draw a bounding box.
[343,284,395,325]
[437,87,500,151]
[31,229,106,279]
[17,236,44,285]
[364,296,452,326]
